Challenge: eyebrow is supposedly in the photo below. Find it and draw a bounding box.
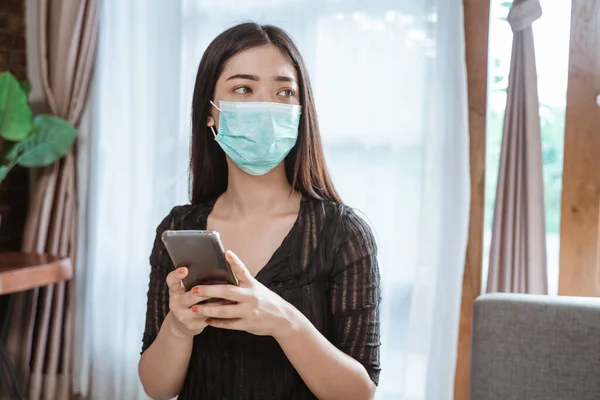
[226,74,296,83]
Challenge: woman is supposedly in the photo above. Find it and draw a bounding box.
[138,22,381,400]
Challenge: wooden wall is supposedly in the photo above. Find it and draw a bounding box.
[454,0,490,398]
[558,0,600,297]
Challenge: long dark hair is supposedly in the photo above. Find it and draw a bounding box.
[189,22,341,204]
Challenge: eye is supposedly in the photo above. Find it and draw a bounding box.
[277,89,295,98]
[234,86,252,95]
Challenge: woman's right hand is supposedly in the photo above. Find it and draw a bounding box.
[165,266,211,338]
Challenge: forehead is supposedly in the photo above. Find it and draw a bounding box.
[220,44,298,80]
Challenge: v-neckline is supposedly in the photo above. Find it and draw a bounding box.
[200,196,305,283]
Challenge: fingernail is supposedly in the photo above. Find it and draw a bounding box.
[191,305,198,313]
[226,251,233,260]
[192,287,199,295]
[178,267,186,275]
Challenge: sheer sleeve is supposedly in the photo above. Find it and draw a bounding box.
[329,208,382,384]
[141,207,180,354]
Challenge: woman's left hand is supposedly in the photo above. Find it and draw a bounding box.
[192,251,300,339]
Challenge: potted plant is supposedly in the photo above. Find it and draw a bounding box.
[0,71,77,226]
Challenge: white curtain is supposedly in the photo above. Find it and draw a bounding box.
[74,1,188,399]
[75,0,470,399]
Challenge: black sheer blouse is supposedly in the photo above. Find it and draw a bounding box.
[142,197,381,400]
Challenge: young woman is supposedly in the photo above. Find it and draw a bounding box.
[138,22,381,400]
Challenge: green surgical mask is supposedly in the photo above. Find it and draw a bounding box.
[210,100,301,176]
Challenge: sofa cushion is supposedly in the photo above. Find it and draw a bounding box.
[470,293,600,400]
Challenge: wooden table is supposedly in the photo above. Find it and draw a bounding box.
[0,253,73,294]
[0,252,73,399]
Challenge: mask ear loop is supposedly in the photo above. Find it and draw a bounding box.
[209,100,221,139]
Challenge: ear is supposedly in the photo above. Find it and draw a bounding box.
[207,115,215,127]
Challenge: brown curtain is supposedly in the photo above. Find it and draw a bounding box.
[486,0,548,294]
[5,1,98,399]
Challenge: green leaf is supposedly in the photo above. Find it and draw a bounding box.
[19,80,32,97]
[0,141,21,184]
[1,140,19,163]
[15,114,77,168]
[0,165,8,182]
[0,71,32,141]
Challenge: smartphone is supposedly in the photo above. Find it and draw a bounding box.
[161,230,239,291]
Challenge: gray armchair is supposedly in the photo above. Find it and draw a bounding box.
[470,293,600,400]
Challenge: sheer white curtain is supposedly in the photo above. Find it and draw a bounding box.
[74,1,188,399]
[76,0,469,399]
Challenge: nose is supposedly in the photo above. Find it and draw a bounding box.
[253,87,277,103]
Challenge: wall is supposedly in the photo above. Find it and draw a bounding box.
[0,0,28,251]
[0,0,26,80]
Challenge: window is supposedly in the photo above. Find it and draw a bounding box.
[483,0,572,294]
[180,1,468,398]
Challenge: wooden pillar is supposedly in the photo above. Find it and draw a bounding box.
[454,0,490,398]
[558,0,600,297]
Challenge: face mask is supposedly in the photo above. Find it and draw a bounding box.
[209,100,301,176]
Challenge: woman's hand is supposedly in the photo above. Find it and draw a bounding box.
[192,251,300,339]
[165,266,217,338]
